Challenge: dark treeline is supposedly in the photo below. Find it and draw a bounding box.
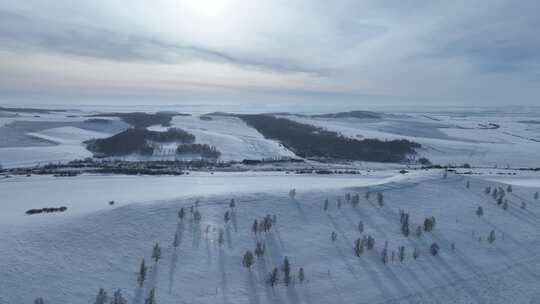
[87,112,188,129]
[311,110,381,119]
[177,144,221,159]
[26,206,67,215]
[0,106,66,114]
[86,128,195,157]
[84,118,112,124]
[238,115,420,162]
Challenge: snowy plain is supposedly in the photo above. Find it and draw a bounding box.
[2,108,540,168]
[148,115,295,161]
[1,107,540,303]
[0,172,390,227]
[284,110,540,168]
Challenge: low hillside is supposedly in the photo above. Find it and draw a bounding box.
[2,172,540,303]
[86,128,196,157]
[88,112,189,129]
[238,115,420,162]
[311,111,381,119]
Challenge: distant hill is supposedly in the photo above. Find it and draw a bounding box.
[311,110,381,119]
[88,112,190,129]
[238,114,419,162]
[86,128,195,157]
[0,106,66,114]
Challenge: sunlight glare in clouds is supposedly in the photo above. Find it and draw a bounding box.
[180,0,236,17]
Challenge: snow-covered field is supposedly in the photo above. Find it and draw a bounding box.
[284,110,540,168]
[146,115,296,161]
[2,107,540,303]
[0,172,389,226]
[0,110,126,168]
[2,170,540,303]
[1,107,540,168]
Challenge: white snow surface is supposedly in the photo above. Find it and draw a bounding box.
[0,112,122,168]
[285,112,540,168]
[0,126,111,168]
[26,126,110,145]
[0,172,389,226]
[1,109,540,168]
[149,115,296,161]
[2,171,540,303]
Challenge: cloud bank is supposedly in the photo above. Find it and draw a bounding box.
[1,0,539,106]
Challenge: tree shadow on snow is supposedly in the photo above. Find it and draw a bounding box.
[226,225,233,250]
[290,198,309,224]
[168,248,179,294]
[231,210,238,232]
[218,248,230,304]
[245,270,261,304]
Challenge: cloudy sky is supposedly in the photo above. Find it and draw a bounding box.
[1,0,539,107]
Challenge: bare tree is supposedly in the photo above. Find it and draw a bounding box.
[289,188,296,199]
[94,288,108,304]
[377,193,384,207]
[400,210,409,237]
[152,243,162,263]
[354,238,364,256]
[137,259,147,287]
[242,250,255,270]
[352,194,360,206]
[381,244,388,264]
[282,257,291,286]
[430,243,440,256]
[178,208,185,220]
[218,229,224,246]
[145,288,155,304]
[193,210,202,222]
[255,241,266,258]
[398,246,405,262]
[367,235,375,250]
[476,206,483,217]
[252,219,258,234]
[172,233,180,250]
[269,268,279,288]
[110,289,127,304]
[298,268,305,283]
[487,230,496,244]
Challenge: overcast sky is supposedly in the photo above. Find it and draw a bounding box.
[1,0,539,107]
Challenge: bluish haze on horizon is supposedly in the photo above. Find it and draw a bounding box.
[1,0,539,107]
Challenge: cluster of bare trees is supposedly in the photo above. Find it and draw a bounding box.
[88,200,209,304]
[323,191,383,212]
[252,214,276,234]
[484,183,532,211]
[267,257,304,288]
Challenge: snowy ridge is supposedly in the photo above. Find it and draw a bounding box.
[284,113,540,168]
[2,171,540,303]
[26,126,110,145]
